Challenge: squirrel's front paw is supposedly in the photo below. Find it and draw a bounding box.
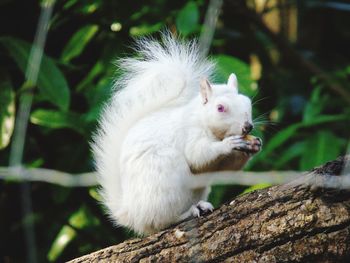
[223,135,262,154]
[222,135,247,154]
[240,135,262,154]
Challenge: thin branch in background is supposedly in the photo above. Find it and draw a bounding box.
[8,1,55,262]
[199,0,223,57]
[2,166,350,190]
[0,167,96,187]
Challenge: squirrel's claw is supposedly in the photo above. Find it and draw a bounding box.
[234,135,262,154]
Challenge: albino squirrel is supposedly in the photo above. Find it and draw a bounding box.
[92,34,261,235]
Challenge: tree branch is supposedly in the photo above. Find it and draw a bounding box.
[0,166,306,187]
[68,156,350,262]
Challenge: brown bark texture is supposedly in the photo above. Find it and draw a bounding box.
[69,156,350,263]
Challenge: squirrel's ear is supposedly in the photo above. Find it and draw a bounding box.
[200,78,212,104]
[227,73,238,93]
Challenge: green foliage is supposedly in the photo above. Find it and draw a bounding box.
[213,55,256,96]
[300,131,344,170]
[0,0,349,262]
[249,113,349,169]
[129,23,163,37]
[176,1,199,36]
[303,87,326,123]
[47,225,76,262]
[0,37,70,110]
[61,25,99,63]
[30,109,87,135]
[47,205,100,262]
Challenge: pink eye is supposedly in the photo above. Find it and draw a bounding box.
[217,104,225,112]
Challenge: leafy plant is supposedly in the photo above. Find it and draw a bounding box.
[0,37,70,110]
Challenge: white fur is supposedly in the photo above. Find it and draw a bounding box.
[92,34,254,235]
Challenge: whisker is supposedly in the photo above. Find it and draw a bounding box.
[252,96,270,106]
[250,90,260,101]
[253,112,270,122]
[253,119,279,124]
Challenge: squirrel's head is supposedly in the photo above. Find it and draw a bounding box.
[200,73,253,140]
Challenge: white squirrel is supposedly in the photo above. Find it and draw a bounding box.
[92,34,261,235]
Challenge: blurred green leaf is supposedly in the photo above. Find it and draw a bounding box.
[0,36,70,110]
[76,62,104,92]
[30,109,86,135]
[302,114,349,126]
[88,188,102,202]
[262,124,301,157]
[176,1,199,36]
[47,205,100,261]
[83,76,113,122]
[209,185,228,208]
[129,23,163,37]
[47,225,76,262]
[300,131,344,170]
[213,55,256,96]
[69,205,99,229]
[264,114,348,156]
[130,6,151,21]
[250,114,349,168]
[27,158,44,168]
[63,0,78,9]
[63,0,101,13]
[83,105,101,123]
[274,142,306,169]
[61,25,99,63]
[78,0,101,14]
[303,87,327,123]
[241,183,272,195]
[0,72,15,149]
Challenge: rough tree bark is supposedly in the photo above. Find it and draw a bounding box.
[69,156,350,262]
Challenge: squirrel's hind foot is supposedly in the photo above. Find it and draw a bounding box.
[178,200,214,222]
[196,200,214,215]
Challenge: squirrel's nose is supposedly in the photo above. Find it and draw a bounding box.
[242,122,253,135]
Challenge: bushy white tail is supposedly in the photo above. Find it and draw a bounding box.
[92,34,214,223]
